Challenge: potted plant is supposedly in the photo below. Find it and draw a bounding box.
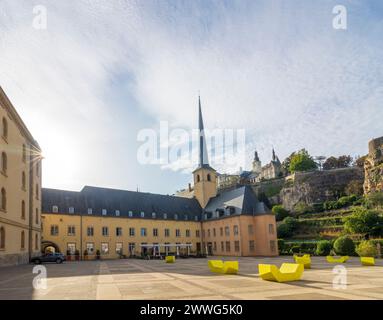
[96,249,101,260]
[75,249,80,261]
[66,249,72,261]
[83,249,88,260]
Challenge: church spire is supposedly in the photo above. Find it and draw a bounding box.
[198,96,209,167]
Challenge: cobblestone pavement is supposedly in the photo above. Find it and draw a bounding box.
[1,256,382,300]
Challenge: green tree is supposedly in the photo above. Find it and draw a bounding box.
[333,236,355,256]
[289,149,317,173]
[323,155,352,170]
[343,207,383,238]
[315,240,332,256]
[356,240,378,257]
[272,205,289,221]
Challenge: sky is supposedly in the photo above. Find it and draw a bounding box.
[0,0,382,195]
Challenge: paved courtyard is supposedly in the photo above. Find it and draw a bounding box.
[0,256,383,300]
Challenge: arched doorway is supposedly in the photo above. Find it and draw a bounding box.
[41,241,61,254]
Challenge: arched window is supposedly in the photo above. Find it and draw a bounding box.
[2,117,7,139]
[22,144,26,162]
[35,233,38,250]
[197,174,200,182]
[22,171,26,190]
[21,231,25,249]
[0,226,5,249]
[207,173,211,181]
[1,152,7,174]
[21,200,25,219]
[1,188,6,211]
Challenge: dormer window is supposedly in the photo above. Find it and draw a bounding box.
[140,211,145,218]
[87,208,93,215]
[52,205,58,213]
[128,211,133,217]
[163,213,167,219]
[68,207,74,214]
[184,215,188,220]
[152,212,156,219]
[102,209,107,216]
[174,214,178,220]
[115,210,120,216]
[204,213,207,220]
[194,216,198,221]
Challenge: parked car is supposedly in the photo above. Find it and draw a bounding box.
[30,253,66,264]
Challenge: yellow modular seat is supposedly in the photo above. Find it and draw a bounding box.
[165,256,176,263]
[326,256,349,263]
[360,257,375,266]
[208,260,224,273]
[258,263,304,282]
[222,261,239,274]
[294,255,311,269]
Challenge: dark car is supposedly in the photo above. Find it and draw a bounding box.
[31,253,66,264]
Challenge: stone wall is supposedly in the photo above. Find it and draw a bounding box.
[364,136,383,194]
[279,167,364,211]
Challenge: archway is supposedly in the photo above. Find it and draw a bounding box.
[41,241,61,254]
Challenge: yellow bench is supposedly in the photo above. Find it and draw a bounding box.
[208,260,239,274]
[259,263,304,282]
[165,256,175,263]
[360,257,375,266]
[294,255,311,269]
[326,256,349,263]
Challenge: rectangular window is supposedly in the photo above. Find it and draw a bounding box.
[186,229,190,237]
[270,240,276,253]
[140,228,147,237]
[269,224,274,234]
[220,227,223,236]
[248,224,254,235]
[213,228,216,237]
[234,240,240,252]
[101,242,109,254]
[116,227,122,236]
[213,242,217,251]
[225,226,230,236]
[153,228,158,237]
[50,225,59,236]
[233,225,239,236]
[196,230,200,237]
[225,241,231,252]
[116,242,123,254]
[249,240,255,252]
[164,228,170,237]
[86,242,94,254]
[102,226,109,236]
[67,243,76,254]
[129,227,135,236]
[128,242,135,254]
[175,229,181,237]
[207,229,211,237]
[67,225,75,236]
[87,226,94,236]
[221,241,224,251]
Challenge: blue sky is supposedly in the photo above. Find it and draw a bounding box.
[0,0,382,194]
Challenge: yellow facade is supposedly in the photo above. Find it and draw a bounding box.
[0,87,42,266]
[193,167,217,208]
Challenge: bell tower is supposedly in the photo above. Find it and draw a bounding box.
[193,96,217,208]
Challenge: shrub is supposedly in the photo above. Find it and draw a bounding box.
[277,239,285,253]
[343,207,383,237]
[337,195,357,207]
[277,223,293,238]
[365,192,383,208]
[333,236,355,256]
[290,246,301,254]
[294,202,314,215]
[272,205,289,221]
[316,240,332,256]
[356,240,378,257]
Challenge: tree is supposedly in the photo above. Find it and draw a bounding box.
[356,240,377,257]
[365,192,383,209]
[289,149,317,173]
[333,236,355,256]
[354,155,367,168]
[343,207,383,238]
[323,155,352,170]
[277,217,299,238]
[316,240,332,256]
[282,152,296,175]
[272,205,289,221]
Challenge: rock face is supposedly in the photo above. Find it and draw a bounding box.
[279,167,364,211]
[364,136,383,194]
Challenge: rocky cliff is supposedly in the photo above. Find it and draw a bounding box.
[364,136,383,194]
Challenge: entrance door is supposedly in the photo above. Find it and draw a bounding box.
[196,242,201,254]
[207,242,213,255]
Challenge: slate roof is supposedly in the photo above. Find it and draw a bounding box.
[42,186,202,221]
[204,186,270,219]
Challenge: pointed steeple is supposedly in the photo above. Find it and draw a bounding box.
[272,148,276,161]
[254,150,260,162]
[198,96,209,167]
